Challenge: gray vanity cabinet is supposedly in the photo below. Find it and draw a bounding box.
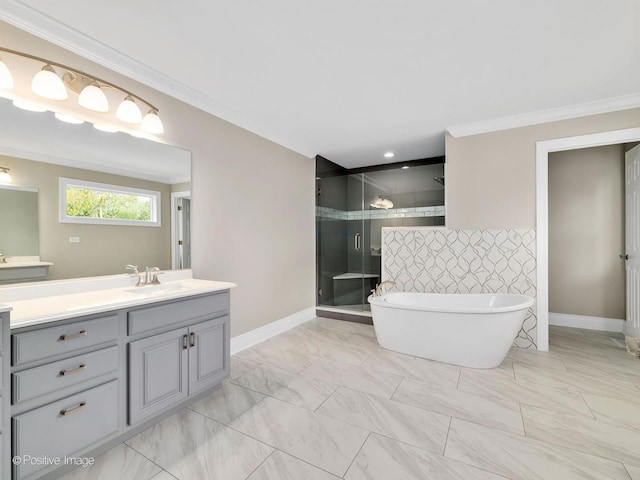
[188,316,229,395]
[129,315,229,424]
[128,327,189,425]
[128,292,230,425]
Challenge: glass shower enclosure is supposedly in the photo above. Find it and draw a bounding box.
[316,156,445,314]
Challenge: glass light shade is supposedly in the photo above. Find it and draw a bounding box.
[54,112,84,124]
[0,168,11,184]
[141,110,164,134]
[370,196,393,209]
[0,58,14,89]
[116,96,142,124]
[12,99,47,112]
[78,83,109,112]
[31,65,68,100]
[93,123,119,133]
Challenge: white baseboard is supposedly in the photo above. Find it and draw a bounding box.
[549,312,624,332]
[230,307,315,355]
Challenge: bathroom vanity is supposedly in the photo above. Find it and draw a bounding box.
[0,272,235,480]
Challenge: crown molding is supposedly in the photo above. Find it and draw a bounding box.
[447,93,640,138]
[0,2,315,158]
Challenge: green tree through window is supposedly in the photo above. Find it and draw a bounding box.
[66,187,152,221]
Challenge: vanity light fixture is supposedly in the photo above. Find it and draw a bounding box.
[116,95,142,124]
[78,81,109,112]
[141,109,164,134]
[93,123,119,133]
[32,64,68,100]
[0,56,14,88]
[0,47,164,135]
[12,99,46,112]
[0,167,12,184]
[370,195,394,209]
[54,112,84,124]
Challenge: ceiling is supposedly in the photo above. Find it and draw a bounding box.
[1,0,639,168]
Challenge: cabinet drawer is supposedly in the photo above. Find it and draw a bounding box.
[128,293,229,336]
[12,315,119,366]
[13,380,119,479]
[13,346,119,404]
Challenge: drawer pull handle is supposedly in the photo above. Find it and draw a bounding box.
[59,330,87,341]
[60,364,87,376]
[190,332,196,347]
[182,334,188,350]
[60,402,86,416]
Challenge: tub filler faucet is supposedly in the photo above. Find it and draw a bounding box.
[372,280,396,297]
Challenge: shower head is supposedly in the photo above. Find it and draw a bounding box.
[433,176,445,186]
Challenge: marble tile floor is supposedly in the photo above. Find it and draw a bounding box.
[60,321,640,480]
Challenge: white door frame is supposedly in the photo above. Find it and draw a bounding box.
[536,127,640,351]
[171,190,191,269]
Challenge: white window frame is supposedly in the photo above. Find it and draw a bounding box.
[59,177,161,227]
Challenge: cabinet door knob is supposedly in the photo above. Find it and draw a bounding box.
[59,330,88,341]
[620,254,629,260]
[60,364,87,376]
[60,401,87,416]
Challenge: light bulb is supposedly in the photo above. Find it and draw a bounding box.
[0,168,12,184]
[12,99,46,112]
[0,57,14,89]
[93,124,119,133]
[78,82,108,112]
[384,152,394,158]
[31,65,68,100]
[54,112,84,124]
[141,109,164,134]
[116,95,142,124]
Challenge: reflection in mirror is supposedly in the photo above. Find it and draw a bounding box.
[0,185,39,257]
[0,97,191,283]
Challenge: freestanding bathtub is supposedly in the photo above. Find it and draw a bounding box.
[368,292,534,368]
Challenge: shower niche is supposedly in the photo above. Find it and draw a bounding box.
[316,155,445,314]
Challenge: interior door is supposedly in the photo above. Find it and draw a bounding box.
[176,197,191,269]
[624,145,640,338]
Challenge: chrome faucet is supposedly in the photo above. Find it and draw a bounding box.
[125,265,163,286]
[372,280,396,297]
[145,266,164,285]
[0,253,10,263]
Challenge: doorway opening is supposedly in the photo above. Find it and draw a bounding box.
[536,127,640,351]
[171,190,191,269]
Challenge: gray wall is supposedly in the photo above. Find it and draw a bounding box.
[445,109,640,229]
[548,145,625,319]
[0,155,172,280]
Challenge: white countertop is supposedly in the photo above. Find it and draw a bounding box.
[0,261,53,269]
[0,274,236,329]
[0,255,53,269]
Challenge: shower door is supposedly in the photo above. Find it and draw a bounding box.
[316,172,370,312]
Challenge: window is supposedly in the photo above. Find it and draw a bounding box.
[59,177,161,227]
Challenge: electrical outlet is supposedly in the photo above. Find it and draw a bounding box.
[69,237,80,243]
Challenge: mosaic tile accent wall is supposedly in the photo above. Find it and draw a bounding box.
[382,228,537,349]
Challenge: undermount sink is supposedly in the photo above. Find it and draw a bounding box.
[124,283,185,296]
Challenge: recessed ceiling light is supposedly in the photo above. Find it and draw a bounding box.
[384,152,394,158]
[401,166,409,170]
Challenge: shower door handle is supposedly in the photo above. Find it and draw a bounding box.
[354,233,361,251]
